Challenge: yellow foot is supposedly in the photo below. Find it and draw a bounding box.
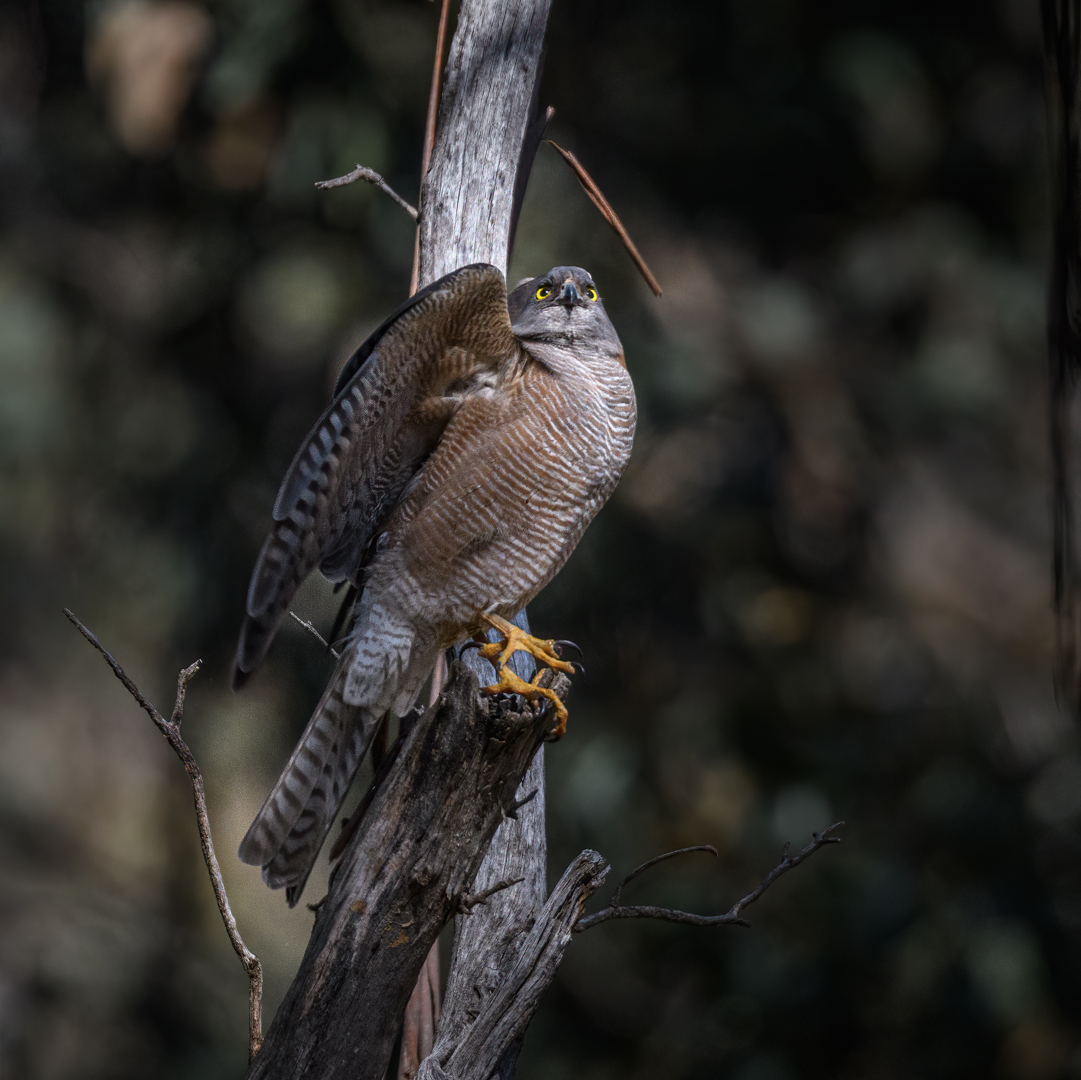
[478,614,575,739]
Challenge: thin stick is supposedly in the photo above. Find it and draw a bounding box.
[289,611,341,659]
[410,0,453,296]
[64,609,264,1063]
[610,844,717,908]
[315,165,418,219]
[574,823,843,933]
[545,139,662,297]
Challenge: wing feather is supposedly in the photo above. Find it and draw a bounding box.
[233,263,516,685]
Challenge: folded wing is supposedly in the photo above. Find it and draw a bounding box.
[233,263,516,685]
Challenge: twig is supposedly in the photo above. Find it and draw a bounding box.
[545,139,662,297]
[289,610,341,659]
[410,0,453,296]
[610,844,717,908]
[457,876,526,913]
[504,787,538,820]
[574,823,844,932]
[63,609,264,1063]
[315,165,418,220]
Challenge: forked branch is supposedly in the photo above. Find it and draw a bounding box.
[63,609,264,1063]
[574,823,844,932]
[315,165,418,219]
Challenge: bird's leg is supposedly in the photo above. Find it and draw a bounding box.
[478,614,575,738]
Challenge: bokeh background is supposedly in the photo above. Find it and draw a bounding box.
[0,0,1075,1076]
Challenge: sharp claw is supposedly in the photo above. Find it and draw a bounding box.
[552,639,583,660]
[568,660,585,675]
[459,640,483,656]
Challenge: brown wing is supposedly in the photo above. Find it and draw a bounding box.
[233,263,516,686]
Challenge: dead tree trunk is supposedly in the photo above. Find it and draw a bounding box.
[238,6,843,1075]
[246,3,563,1077]
[246,663,580,1080]
[415,3,554,1076]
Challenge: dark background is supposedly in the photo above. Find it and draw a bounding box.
[0,0,1075,1077]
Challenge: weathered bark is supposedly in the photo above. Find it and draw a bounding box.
[435,621,547,1080]
[246,664,561,1080]
[418,0,551,285]
[249,4,559,1076]
[414,3,554,1077]
[416,852,609,1080]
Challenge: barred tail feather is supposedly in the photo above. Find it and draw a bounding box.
[238,656,381,905]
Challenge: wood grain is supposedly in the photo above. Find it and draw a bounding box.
[419,0,552,283]
[246,664,561,1080]
[414,3,554,1072]
[247,4,557,1075]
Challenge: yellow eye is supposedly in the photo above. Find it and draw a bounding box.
[584,287,598,301]
[535,285,552,300]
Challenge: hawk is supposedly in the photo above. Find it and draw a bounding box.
[233,263,636,902]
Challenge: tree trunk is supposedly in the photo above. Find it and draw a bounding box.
[245,666,564,1080]
[246,3,558,1076]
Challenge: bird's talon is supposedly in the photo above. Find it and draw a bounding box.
[479,615,571,733]
[552,639,583,660]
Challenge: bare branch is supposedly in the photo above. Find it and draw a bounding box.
[315,165,418,220]
[65,608,170,735]
[63,609,264,1063]
[610,844,718,908]
[289,611,341,659]
[170,660,201,724]
[545,139,662,297]
[574,823,844,933]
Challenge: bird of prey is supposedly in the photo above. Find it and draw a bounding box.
[232,263,636,903]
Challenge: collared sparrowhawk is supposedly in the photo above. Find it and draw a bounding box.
[232,263,636,903]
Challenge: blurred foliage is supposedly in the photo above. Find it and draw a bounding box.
[0,0,1077,1077]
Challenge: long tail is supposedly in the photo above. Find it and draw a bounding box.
[238,610,436,905]
[238,655,380,906]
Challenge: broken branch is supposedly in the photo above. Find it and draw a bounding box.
[457,876,526,913]
[315,164,418,220]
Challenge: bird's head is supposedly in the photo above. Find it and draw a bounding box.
[508,266,622,358]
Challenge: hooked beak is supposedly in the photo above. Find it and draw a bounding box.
[558,280,580,309]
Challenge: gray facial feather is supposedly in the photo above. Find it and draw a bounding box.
[509,265,622,356]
